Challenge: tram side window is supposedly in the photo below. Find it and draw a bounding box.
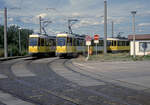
[118,41,122,46]
[67,37,73,46]
[47,39,51,46]
[52,39,56,46]
[82,39,85,46]
[38,38,40,46]
[79,39,82,46]
[110,41,112,46]
[126,41,130,46]
[117,41,120,46]
[113,41,116,46]
[122,41,125,46]
[40,38,45,46]
[73,38,76,46]
[46,39,48,46]
[99,40,103,46]
[67,37,69,46]
[70,38,72,46]
[107,41,111,46]
[77,39,79,46]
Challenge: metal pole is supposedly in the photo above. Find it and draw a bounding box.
[96,43,98,56]
[39,16,42,34]
[19,29,21,55]
[104,0,107,54]
[86,45,90,61]
[112,21,114,38]
[131,11,136,59]
[4,7,8,58]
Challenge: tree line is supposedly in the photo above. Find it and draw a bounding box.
[0,25,33,57]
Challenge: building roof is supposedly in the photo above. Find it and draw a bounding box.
[128,34,150,40]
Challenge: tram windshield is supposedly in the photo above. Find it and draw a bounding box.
[29,37,38,46]
[57,37,66,46]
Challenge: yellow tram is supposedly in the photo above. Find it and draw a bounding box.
[107,38,130,52]
[56,33,86,57]
[28,34,56,57]
[56,33,130,57]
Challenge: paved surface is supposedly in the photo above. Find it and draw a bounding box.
[73,61,150,91]
[0,91,35,105]
[0,57,150,105]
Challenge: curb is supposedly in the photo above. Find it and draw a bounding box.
[0,55,30,61]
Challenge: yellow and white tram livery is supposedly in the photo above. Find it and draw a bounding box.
[56,33,130,57]
[29,34,56,57]
[107,38,130,52]
[56,33,86,57]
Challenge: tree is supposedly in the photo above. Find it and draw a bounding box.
[0,24,33,56]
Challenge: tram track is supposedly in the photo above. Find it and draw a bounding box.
[62,59,131,105]
[63,59,150,105]
[0,57,150,105]
[0,57,79,105]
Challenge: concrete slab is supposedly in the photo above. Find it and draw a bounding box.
[0,74,7,79]
[0,91,35,105]
[73,61,150,90]
[11,62,36,77]
[118,76,150,88]
[51,65,106,87]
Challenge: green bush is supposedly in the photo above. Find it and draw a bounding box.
[8,45,19,56]
[0,48,4,57]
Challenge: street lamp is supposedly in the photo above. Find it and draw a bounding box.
[18,27,22,55]
[131,11,137,58]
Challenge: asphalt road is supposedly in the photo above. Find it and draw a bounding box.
[0,57,150,105]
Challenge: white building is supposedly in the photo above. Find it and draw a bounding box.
[128,34,150,56]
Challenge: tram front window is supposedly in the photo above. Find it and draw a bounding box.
[29,38,38,46]
[57,37,66,46]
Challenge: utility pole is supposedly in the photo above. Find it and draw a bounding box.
[112,21,114,38]
[39,16,42,34]
[131,11,137,59]
[104,0,107,54]
[4,7,8,58]
[18,28,22,55]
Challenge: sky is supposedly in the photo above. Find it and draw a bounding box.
[0,0,150,38]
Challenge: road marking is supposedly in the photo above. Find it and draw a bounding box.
[0,74,7,79]
[73,62,94,69]
[51,65,105,87]
[11,62,36,77]
[0,91,35,105]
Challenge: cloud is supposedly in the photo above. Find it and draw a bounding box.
[8,17,14,22]
[36,13,47,18]
[73,18,101,28]
[20,17,33,24]
[2,0,150,36]
[138,23,150,27]
[71,12,81,17]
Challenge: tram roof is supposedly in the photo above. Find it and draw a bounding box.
[57,33,86,38]
[29,34,56,38]
[57,33,75,37]
[107,37,128,41]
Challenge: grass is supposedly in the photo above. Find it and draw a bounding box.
[0,47,28,58]
[74,53,150,62]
